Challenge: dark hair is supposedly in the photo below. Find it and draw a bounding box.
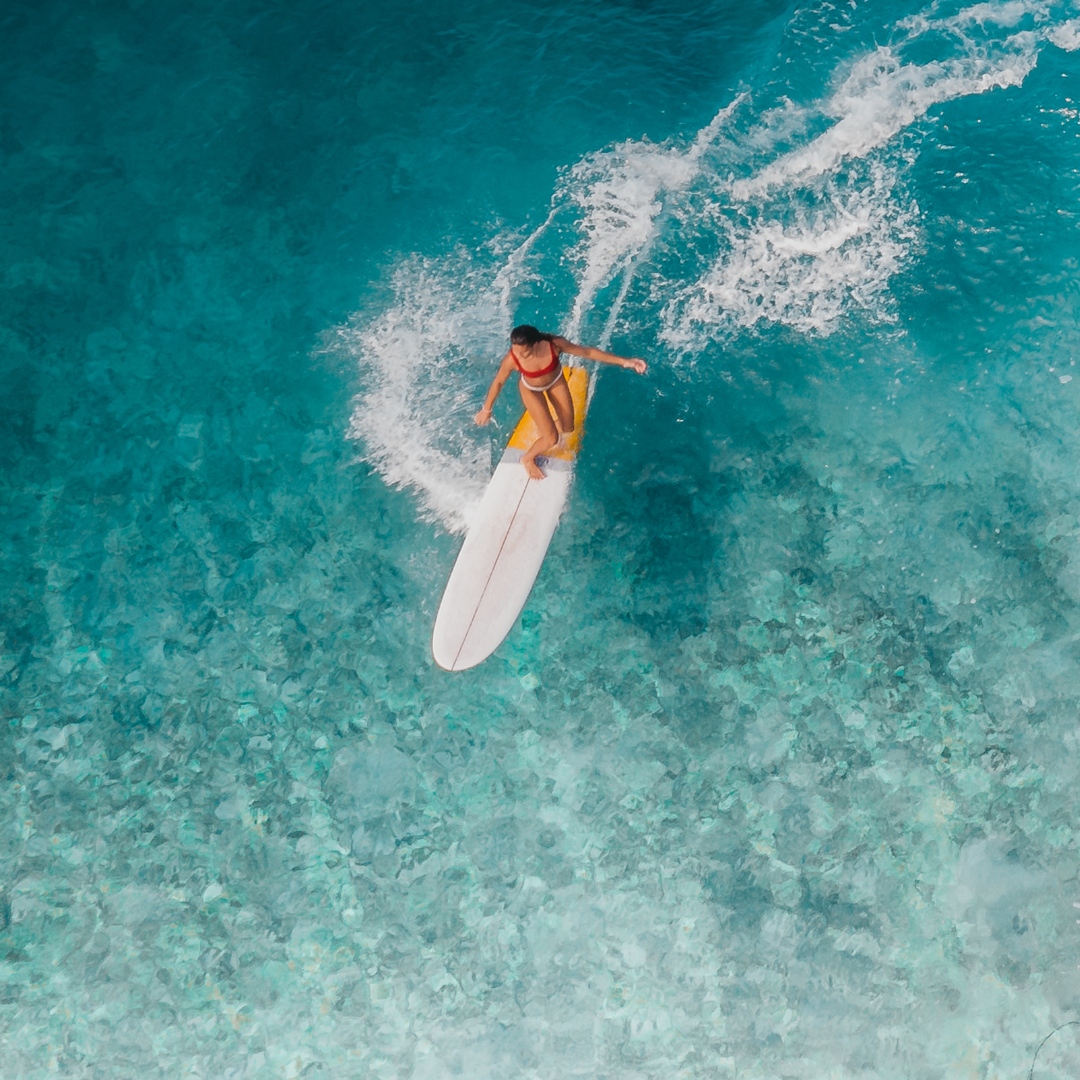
[510,324,553,346]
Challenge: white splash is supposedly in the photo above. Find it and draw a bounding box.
[342,103,741,532]
[943,0,1048,30]
[896,0,1051,39]
[339,255,505,533]
[661,1,1072,349]
[1049,18,1080,50]
[564,98,743,339]
[731,45,1035,200]
[665,162,919,342]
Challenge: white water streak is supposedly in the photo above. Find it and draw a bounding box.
[731,46,1035,201]
[565,98,743,342]
[662,1,1074,348]
[665,162,919,342]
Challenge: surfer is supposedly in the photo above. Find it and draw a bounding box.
[474,325,647,479]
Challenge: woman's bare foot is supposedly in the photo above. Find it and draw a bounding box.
[521,456,545,480]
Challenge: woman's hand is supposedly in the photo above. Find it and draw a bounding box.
[474,406,493,425]
[623,357,648,374]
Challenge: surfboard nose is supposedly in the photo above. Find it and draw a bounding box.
[432,465,570,671]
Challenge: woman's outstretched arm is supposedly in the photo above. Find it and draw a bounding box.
[474,352,517,425]
[552,336,647,374]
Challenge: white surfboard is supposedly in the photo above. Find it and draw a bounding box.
[432,366,590,671]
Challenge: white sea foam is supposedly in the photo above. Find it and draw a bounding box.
[897,0,1051,38]
[661,3,1069,349]
[664,162,919,342]
[731,45,1036,200]
[1049,17,1080,49]
[340,256,506,533]
[946,0,1047,29]
[564,99,742,339]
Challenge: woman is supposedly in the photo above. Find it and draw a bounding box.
[474,324,648,480]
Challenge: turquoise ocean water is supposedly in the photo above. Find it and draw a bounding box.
[5,0,1080,1075]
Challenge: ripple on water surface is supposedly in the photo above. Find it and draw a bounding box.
[5,0,1080,1078]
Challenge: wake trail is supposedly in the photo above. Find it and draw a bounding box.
[337,0,1080,531]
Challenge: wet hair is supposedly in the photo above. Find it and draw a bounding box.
[510,324,553,346]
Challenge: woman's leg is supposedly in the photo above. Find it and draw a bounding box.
[518,382,559,480]
[545,378,574,436]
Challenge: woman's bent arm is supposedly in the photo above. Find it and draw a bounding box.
[552,336,647,374]
[474,352,517,425]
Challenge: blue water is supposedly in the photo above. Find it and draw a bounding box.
[5,0,1080,1076]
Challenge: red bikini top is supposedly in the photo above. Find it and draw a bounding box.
[513,340,560,379]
